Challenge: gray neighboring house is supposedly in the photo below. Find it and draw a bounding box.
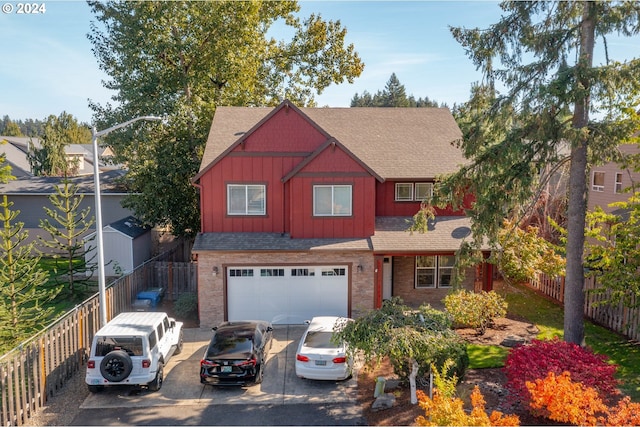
[0,134,136,252]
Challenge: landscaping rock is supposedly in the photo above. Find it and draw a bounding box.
[500,334,526,347]
[371,393,396,411]
[384,378,402,391]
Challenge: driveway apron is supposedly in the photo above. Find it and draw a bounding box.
[80,325,360,409]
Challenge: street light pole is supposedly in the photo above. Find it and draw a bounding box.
[91,116,162,327]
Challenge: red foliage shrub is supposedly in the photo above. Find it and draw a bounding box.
[503,338,619,407]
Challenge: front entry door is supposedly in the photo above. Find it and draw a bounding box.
[382,257,392,300]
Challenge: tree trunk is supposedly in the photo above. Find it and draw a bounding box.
[565,2,595,345]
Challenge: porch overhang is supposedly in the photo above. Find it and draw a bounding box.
[371,216,490,253]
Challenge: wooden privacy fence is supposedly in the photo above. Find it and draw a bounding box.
[0,248,197,426]
[528,273,640,342]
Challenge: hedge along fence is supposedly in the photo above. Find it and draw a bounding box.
[528,273,640,342]
[0,244,197,426]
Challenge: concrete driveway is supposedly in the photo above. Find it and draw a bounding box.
[80,325,360,409]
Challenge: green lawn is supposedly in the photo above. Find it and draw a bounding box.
[467,282,640,400]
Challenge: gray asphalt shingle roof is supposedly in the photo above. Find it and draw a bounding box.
[197,102,465,181]
[192,216,483,253]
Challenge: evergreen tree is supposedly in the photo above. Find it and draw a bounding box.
[0,196,60,351]
[350,73,444,107]
[38,180,96,296]
[0,116,23,137]
[436,1,640,344]
[0,140,15,185]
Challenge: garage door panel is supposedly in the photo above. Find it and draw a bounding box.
[227,266,348,324]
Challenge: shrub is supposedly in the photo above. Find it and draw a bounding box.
[526,371,607,425]
[173,292,198,319]
[444,290,507,334]
[415,386,520,426]
[526,370,640,426]
[504,338,619,407]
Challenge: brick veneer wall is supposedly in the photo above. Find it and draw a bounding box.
[391,256,475,309]
[196,251,374,327]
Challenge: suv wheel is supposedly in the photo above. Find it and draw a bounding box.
[174,330,184,355]
[148,362,164,391]
[100,350,133,382]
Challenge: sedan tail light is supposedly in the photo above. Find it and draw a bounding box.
[236,357,257,367]
[200,359,218,367]
[332,356,347,364]
[296,354,309,362]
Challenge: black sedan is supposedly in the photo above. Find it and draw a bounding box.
[200,321,273,386]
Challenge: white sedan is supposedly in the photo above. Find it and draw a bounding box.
[295,316,353,381]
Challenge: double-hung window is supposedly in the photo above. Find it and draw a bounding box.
[395,182,434,202]
[615,173,623,194]
[313,185,352,216]
[227,184,265,215]
[415,255,455,288]
[592,172,605,192]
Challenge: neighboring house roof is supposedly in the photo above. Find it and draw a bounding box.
[196,100,465,182]
[105,216,150,239]
[0,169,128,195]
[192,216,484,253]
[0,135,112,177]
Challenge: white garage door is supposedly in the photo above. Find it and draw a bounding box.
[227,266,349,324]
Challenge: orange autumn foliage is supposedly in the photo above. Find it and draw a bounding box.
[526,371,606,425]
[415,387,520,426]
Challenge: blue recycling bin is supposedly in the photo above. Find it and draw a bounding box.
[136,287,164,307]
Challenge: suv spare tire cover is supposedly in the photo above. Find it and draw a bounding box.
[100,350,133,382]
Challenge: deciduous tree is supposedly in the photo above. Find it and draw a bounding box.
[88,0,364,237]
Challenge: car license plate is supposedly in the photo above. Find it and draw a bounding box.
[315,360,326,366]
[222,366,232,373]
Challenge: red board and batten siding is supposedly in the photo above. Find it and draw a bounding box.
[375,181,473,217]
[243,106,327,152]
[198,106,329,234]
[287,142,376,239]
[289,175,375,238]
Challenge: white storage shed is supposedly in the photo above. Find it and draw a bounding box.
[85,216,152,277]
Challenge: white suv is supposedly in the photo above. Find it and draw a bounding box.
[86,312,184,393]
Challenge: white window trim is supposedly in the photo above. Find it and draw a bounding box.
[615,172,623,194]
[395,182,434,201]
[313,185,352,216]
[415,255,454,289]
[592,171,605,192]
[395,183,414,201]
[415,182,434,202]
[227,184,266,215]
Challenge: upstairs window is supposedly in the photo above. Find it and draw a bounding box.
[415,183,434,202]
[592,172,605,192]
[395,183,414,201]
[395,182,434,201]
[615,173,623,194]
[313,185,352,216]
[227,184,265,215]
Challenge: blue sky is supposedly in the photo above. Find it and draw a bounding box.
[2,1,639,124]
